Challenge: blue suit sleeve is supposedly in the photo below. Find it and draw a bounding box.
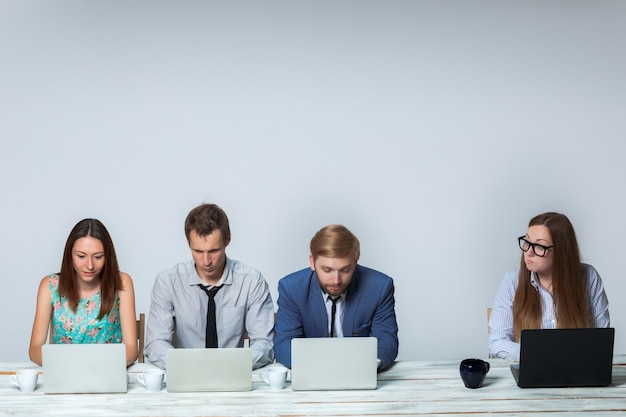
[371,277,399,370]
[274,278,304,368]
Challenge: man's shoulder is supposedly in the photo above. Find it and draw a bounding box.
[224,258,268,287]
[355,265,393,283]
[279,267,312,284]
[227,258,266,282]
[155,260,195,282]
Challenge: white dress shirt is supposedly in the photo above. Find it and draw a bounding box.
[323,292,345,337]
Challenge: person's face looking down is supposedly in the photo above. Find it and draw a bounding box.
[310,255,357,297]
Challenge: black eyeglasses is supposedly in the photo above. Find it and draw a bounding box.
[518,236,553,257]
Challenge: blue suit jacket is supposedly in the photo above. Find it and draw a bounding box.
[274,265,399,370]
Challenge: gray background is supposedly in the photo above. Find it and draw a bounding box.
[1,0,624,362]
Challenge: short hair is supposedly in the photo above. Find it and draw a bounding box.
[184,203,230,244]
[58,218,121,320]
[310,224,360,261]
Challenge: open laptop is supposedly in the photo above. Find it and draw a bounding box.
[290,337,378,391]
[42,344,127,394]
[511,328,615,388]
[165,348,252,392]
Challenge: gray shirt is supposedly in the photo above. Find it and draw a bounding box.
[145,257,275,369]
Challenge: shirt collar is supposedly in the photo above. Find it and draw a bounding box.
[529,272,541,291]
[322,291,346,302]
[188,257,232,287]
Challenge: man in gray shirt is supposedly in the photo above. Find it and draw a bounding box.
[144,203,274,369]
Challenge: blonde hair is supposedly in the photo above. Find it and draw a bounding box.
[310,224,360,261]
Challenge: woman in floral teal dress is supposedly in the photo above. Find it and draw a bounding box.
[29,219,138,366]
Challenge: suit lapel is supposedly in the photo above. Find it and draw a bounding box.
[342,266,361,336]
[308,270,330,336]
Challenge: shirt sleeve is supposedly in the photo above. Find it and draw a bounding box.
[586,265,610,328]
[370,277,399,371]
[244,272,275,369]
[144,272,176,369]
[274,278,303,368]
[488,270,521,362]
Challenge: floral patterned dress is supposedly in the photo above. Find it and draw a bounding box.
[49,274,122,344]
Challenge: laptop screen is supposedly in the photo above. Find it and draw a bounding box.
[165,348,252,392]
[290,337,378,391]
[42,343,127,394]
[514,328,614,388]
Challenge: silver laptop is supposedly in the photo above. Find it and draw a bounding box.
[42,344,127,394]
[291,337,378,391]
[165,348,252,392]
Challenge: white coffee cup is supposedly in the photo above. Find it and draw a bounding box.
[10,369,39,393]
[263,367,289,391]
[137,369,165,392]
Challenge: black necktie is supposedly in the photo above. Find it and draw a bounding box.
[197,285,222,348]
[329,296,339,337]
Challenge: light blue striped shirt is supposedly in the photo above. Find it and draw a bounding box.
[489,263,610,361]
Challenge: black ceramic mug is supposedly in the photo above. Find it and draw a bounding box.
[459,358,490,389]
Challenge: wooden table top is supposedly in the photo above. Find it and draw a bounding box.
[2,355,625,416]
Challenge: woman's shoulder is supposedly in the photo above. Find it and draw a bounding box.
[41,273,60,288]
[502,269,520,282]
[581,263,599,276]
[118,271,134,291]
[581,263,601,280]
[495,269,520,293]
[118,271,133,284]
[581,263,595,270]
[580,263,607,296]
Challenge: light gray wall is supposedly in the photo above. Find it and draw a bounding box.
[1,1,624,362]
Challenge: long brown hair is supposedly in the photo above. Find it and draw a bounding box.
[512,212,590,341]
[58,218,122,320]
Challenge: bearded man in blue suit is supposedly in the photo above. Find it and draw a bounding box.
[274,224,399,371]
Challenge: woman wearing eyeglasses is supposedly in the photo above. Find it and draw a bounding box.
[488,212,610,361]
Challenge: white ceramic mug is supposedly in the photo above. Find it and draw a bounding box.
[137,369,165,392]
[10,369,39,393]
[263,367,289,391]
